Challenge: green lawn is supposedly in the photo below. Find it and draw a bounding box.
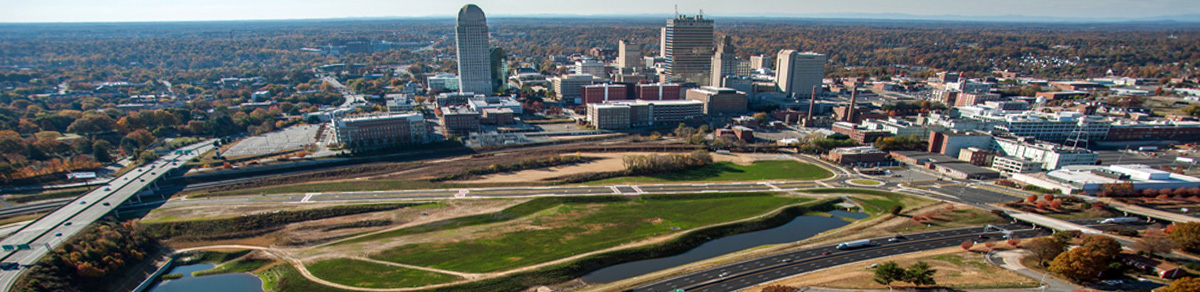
[339,198,558,245]
[849,179,882,186]
[185,250,251,264]
[306,258,462,288]
[371,193,810,273]
[193,258,275,276]
[802,188,934,214]
[260,264,354,292]
[591,161,832,184]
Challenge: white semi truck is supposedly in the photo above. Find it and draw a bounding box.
[836,239,871,250]
[1100,217,1140,224]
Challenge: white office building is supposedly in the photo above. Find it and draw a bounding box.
[776,50,826,99]
[455,4,493,94]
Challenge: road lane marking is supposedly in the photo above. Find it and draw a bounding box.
[610,186,622,194]
[300,193,319,203]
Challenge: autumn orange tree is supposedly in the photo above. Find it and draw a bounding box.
[1163,277,1200,292]
[1049,246,1108,282]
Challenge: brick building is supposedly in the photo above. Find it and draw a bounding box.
[685,86,747,115]
[582,83,629,104]
[440,106,481,132]
[333,112,428,148]
[636,83,683,101]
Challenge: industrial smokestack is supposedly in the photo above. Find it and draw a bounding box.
[847,87,858,122]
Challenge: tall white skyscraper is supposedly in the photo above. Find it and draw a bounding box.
[456,4,493,95]
[776,50,826,99]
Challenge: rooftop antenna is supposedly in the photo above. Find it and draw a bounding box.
[674,5,678,18]
[699,9,704,18]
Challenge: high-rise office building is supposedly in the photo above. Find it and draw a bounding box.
[618,40,644,69]
[710,35,739,87]
[455,4,493,95]
[750,55,772,70]
[664,14,714,86]
[489,47,507,92]
[776,50,826,99]
[659,27,667,57]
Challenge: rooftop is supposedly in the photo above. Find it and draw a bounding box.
[831,146,884,154]
[937,162,1001,175]
[1049,164,1200,185]
[441,106,479,115]
[339,112,422,123]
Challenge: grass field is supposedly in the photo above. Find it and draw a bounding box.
[260,264,353,292]
[339,198,554,245]
[884,207,1007,233]
[193,258,275,276]
[591,161,832,184]
[848,179,882,186]
[803,188,934,214]
[371,193,811,273]
[307,258,462,288]
[184,250,251,264]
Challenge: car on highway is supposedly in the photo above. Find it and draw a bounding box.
[104,187,110,191]
[102,202,110,206]
[54,233,61,237]
[822,251,832,255]
[64,222,72,226]
[0,262,18,270]
[79,201,85,205]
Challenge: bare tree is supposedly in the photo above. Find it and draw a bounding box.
[1133,229,1174,258]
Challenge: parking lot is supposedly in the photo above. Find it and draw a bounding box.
[1094,150,1181,166]
[223,125,320,157]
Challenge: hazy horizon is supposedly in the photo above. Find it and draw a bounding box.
[3,0,1200,23]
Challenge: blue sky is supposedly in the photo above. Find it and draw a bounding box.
[2,0,1198,23]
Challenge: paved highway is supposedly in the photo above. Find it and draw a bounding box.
[149,181,825,208]
[630,224,1049,292]
[0,140,214,291]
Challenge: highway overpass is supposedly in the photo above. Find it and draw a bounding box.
[0,140,215,291]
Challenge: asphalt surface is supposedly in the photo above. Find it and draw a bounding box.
[0,140,214,291]
[629,224,1049,292]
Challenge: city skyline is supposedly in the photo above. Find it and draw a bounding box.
[3,0,1200,23]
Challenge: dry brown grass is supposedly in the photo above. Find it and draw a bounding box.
[455,152,771,184]
[744,247,1039,290]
